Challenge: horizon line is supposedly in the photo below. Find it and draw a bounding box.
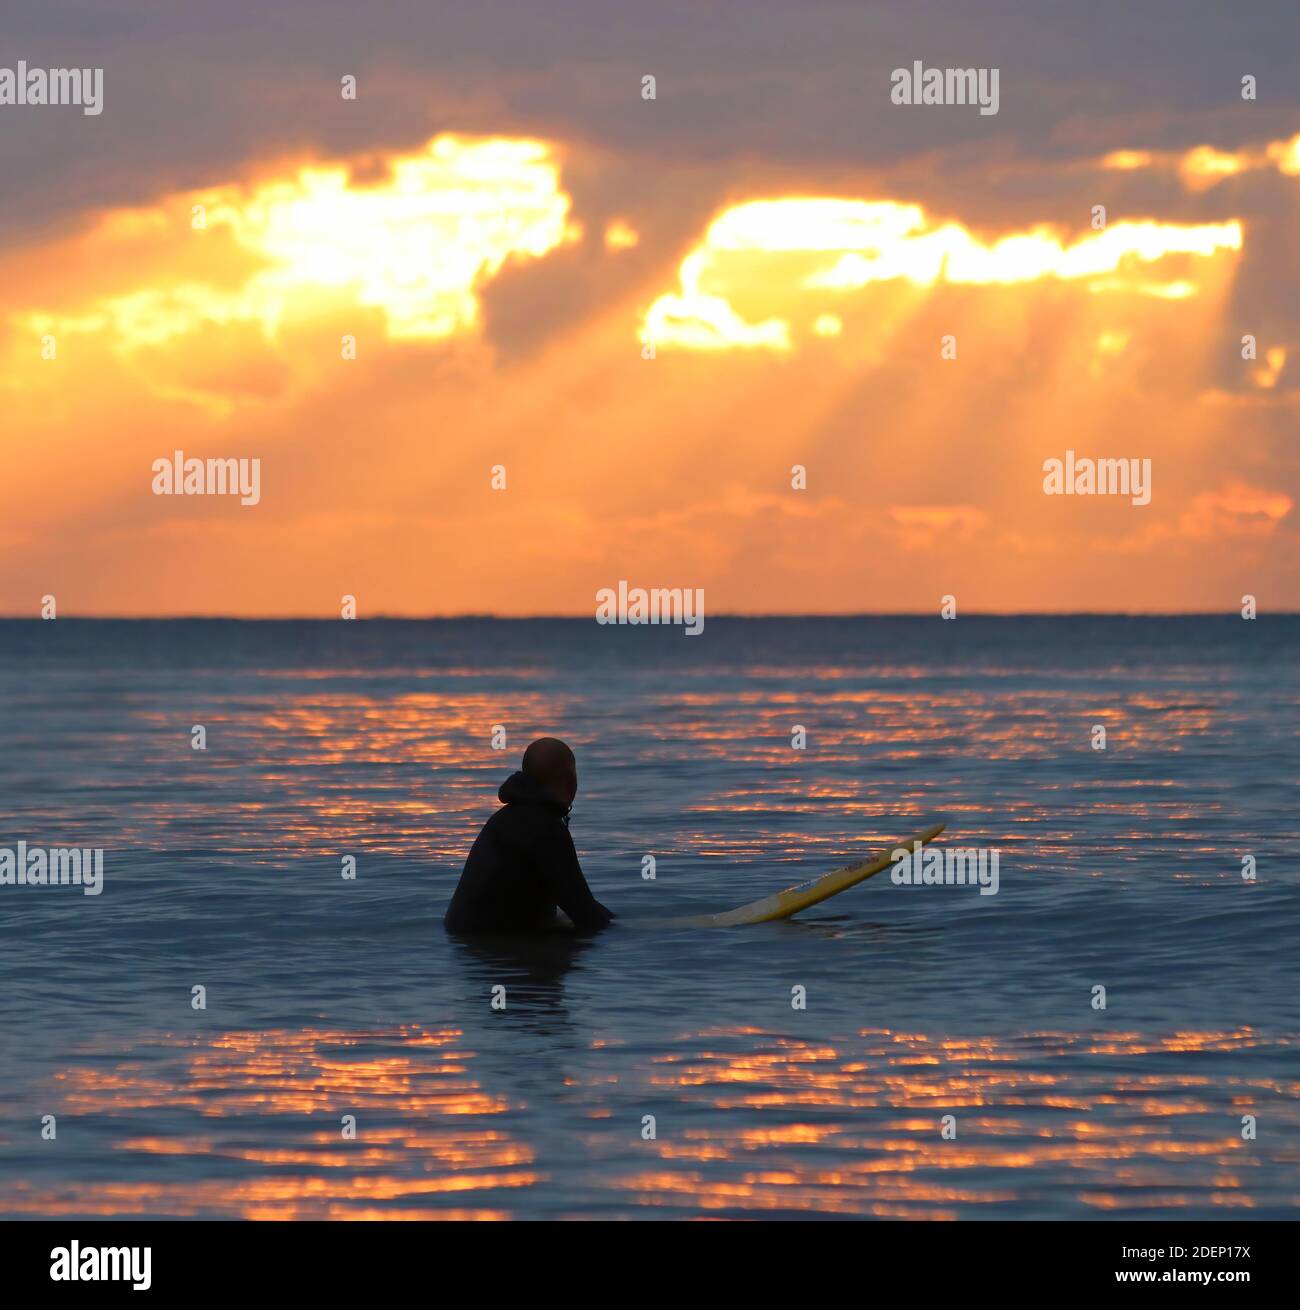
[2,611,1294,622]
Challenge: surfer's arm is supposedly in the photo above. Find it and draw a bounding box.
[543,824,614,931]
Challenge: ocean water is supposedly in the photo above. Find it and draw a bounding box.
[0,616,1296,1220]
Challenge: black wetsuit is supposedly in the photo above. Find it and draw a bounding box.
[444,771,614,933]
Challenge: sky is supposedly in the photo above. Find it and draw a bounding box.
[1,0,1297,615]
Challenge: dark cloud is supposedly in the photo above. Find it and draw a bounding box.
[2,0,1296,244]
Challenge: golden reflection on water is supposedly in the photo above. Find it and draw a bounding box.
[616,1027,1298,1217]
[2,1026,538,1218]
[3,1023,1296,1218]
[110,672,1243,855]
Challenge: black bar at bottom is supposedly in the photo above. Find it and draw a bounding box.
[3,1218,1281,1295]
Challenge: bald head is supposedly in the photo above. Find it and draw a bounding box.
[522,737,578,806]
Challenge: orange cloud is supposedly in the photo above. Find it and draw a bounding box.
[1177,481,1293,539]
[641,199,1242,352]
[1100,131,1300,190]
[0,122,1292,617]
[7,135,577,371]
[888,506,988,550]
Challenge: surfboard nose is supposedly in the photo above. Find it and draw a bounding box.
[671,822,948,927]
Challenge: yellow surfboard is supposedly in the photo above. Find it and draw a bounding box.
[672,822,946,927]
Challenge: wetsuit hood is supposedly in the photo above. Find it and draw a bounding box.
[498,769,570,816]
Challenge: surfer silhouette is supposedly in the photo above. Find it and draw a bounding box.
[444,737,615,934]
